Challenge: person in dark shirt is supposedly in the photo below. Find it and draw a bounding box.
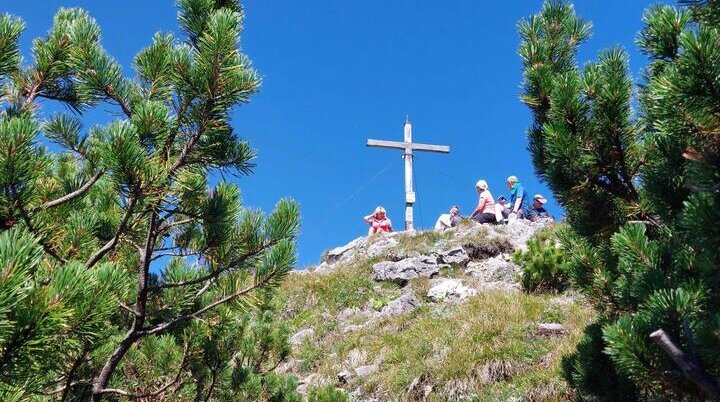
[529,194,553,221]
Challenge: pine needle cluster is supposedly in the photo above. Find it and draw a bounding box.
[0,1,300,400]
[519,1,720,400]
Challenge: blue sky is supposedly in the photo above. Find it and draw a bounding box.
[5,1,655,267]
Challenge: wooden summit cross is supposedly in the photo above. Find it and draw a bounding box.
[367,118,450,231]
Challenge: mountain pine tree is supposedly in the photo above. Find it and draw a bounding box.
[0,1,300,400]
[519,1,720,400]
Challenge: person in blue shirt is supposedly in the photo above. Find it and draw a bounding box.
[506,175,530,219]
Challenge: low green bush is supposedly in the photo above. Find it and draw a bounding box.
[513,226,570,293]
[370,296,389,311]
[307,384,349,402]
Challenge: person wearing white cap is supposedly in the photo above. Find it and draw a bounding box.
[364,206,393,234]
[470,180,497,224]
[529,194,553,221]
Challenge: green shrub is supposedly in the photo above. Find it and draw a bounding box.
[307,384,349,402]
[513,226,570,293]
[370,296,389,311]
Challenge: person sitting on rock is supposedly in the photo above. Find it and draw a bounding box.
[506,175,530,219]
[470,180,497,224]
[496,195,511,220]
[434,205,461,231]
[364,206,393,234]
[529,194,553,221]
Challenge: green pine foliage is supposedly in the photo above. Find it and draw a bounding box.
[520,1,720,400]
[0,1,300,401]
[512,225,571,293]
[306,385,349,402]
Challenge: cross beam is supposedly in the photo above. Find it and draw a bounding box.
[366,119,450,231]
[366,139,450,153]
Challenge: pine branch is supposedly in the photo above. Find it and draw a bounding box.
[168,126,203,177]
[158,218,194,234]
[95,341,189,399]
[194,278,215,299]
[685,181,720,193]
[203,365,220,402]
[650,329,720,400]
[102,84,133,118]
[259,358,282,375]
[611,128,639,200]
[140,268,279,337]
[118,302,134,314]
[84,185,140,269]
[20,79,43,113]
[149,240,275,291]
[161,96,190,162]
[32,169,104,212]
[14,197,66,263]
[198,365,219,402]
[150,249,205,261]
[41,381,91,396]
[60,348,89,402]
[160,207,204,222]
[166,45,222,178]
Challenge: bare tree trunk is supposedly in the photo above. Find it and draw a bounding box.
[92,211,158,401]
[650,329,720,401]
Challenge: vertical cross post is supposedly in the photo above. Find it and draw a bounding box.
[403,120,415,230]
[366,119,450,231]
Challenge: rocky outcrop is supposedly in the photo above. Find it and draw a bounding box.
[372,257,441,285]
[381,293,421,316]
[324,237,365,263]
[314,219,548,272]
[464,254,519,283]
[503,218,554,250]
[436,247,470,266]
[290,328,315,345]
[354,365,377,377]
[287,219,556,400]
[537,322,567,336]
[427,278,478,302]
[318,233,401,271]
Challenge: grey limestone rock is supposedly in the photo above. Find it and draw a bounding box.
[324,236,365,263]
[342,323,370,334]
[372,257,440,285]
[537,322,567,335]
[354,364,377,377]
[289,328,314,345]
[464,254,519,283]
[380,293,421,316]
[366,234,400,257]
[437,247,470,266]
[336,307,377,323]
[427,278,478,303]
